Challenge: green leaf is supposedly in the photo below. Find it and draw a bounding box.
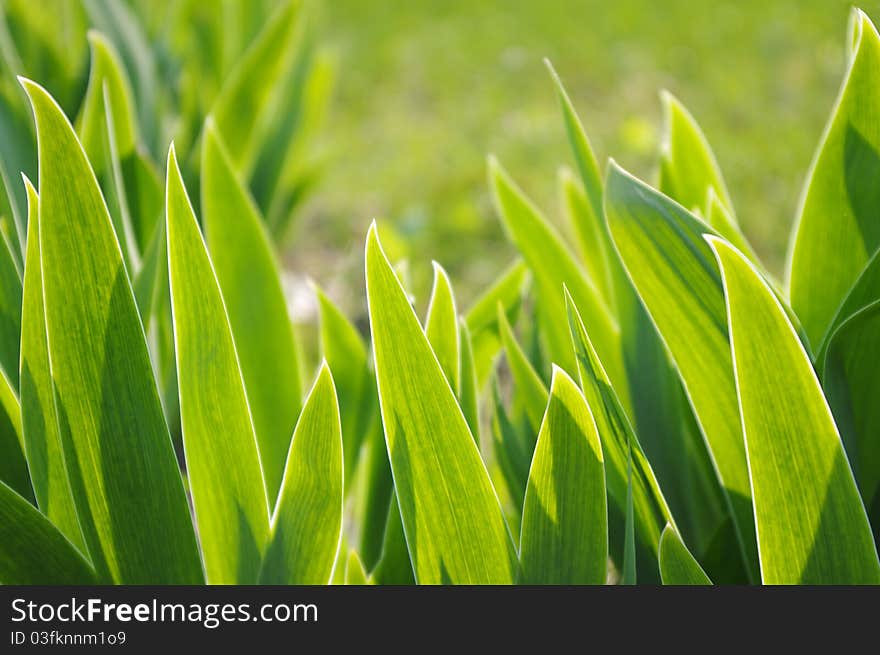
[315,284,375,487]
[490,379,531,514]
[425,261,460,394]
[370,495,415,585]
[788,10,880,349]
[489,157,626,407]
[202,120,301,503]
[22,79,201,584]
[357,423,394,572]
[166,143,268,584]
[0,365,28,501]
[519,366,607,584]
[19,176,82,550]
[565,288,675,562]
[464,259,528,385]
[823,301,880,512]
[658,524,712,585]
[0,211,21,392]
[366,223,516,584]
[709,236,880,584]
[0,480,95,584]
[259,364,343,584]
[458,319,480,443]
[211,0,301,172]
[77,30,137,170]
[658,90,734,217]
[497,305,548,435]
[345,549,372,585]
[605,161,758,581]
[622,441,636,585]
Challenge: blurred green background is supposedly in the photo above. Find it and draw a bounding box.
[4,0,880,315]
[304,0,879,309]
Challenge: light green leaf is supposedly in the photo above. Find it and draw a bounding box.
[0,480,95,584]
[366,223,516,584]
[622,441,636,585]
[709,236,880,584]
[166,144,268,584]
[202,120,301,503]
[345,549,372,585]
[357,422,394,572]
[260,364,343,584]
[788,10,880,349]
[490,379,531,514]
[824,301,880,512]
[22,79,201,584]
[76,30,137,168]
[212,0,301,172]
[425,261,460,394]
[605,161,758,581]
[0,365,28,501]
[465,259,528,385]
[658,90,734,217]
[489,157,626,407]
[705,187,759,267]
[519,366,607,585]
[565,288,675,562]
[315,284,375,486]
[0,212,21,392]
[458,319,480,443]
[19,176,82,550]
[497,304,548,434]
[658,524,712,585]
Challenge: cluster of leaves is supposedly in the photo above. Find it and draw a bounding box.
[1,4,879,585]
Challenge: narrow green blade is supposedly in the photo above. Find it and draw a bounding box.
[519,367,607,585]
[458,319,480,443]
[19,176,82,550]
[166,144,268,584]
[605,161,758,581]
[0,480,95,584]
[0,214,21,391]
[497,305,548,435]
[489,157,626,406]
[464,259,528,385]
[366,223,516,584]
[658,91,734,217]
[202,120,301,503]
[659,524,712,585]
[424,262,460,394]
[789,10,880,349]
[260,364,343,584]
[622,441,636,585]
[709,236,880,584]
[22,79,201,584]
[315,284,375,486]
[490,379,532,515]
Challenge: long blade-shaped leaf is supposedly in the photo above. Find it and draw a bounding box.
[489,157,626,406]
[366,223,516,584]
[658,524,712,585]
[519,366,607,584]
[0,480,95,584]
[22,79,201,584]
[19,176,82,550]
[260,364,343,584]
[202,120,301,503]
[497,305,548,435]
[458,319,480,442]
[166,144,268,584]
[605,161,758,580]
[425,262,460,394]
[709,236,880,584]
[658,90,734,217]
[788,10,880,349]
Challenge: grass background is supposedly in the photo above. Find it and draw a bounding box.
[294,0,879,312]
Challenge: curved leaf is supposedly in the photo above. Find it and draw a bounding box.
[709,236,880,584]
[22,79,201,584]
[519,366,607,585]
[260,364,343,584]
[658,524,712,585]
[789,10,880,349]
[0,480,95,584]
[366,223,516,584]
[605,161,758,580]
[425,262,460,394]
[166,144,268,584]
[19,176,82,550]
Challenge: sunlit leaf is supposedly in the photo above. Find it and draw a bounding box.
[658,524,712,585]
[424,261,460,394]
